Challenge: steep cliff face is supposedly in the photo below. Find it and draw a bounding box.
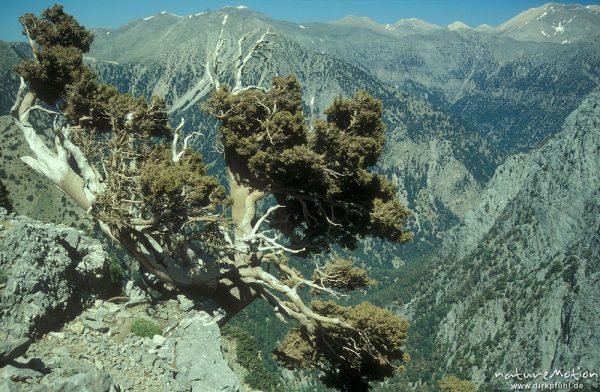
[0,42,27,115]
[407,89,600,388]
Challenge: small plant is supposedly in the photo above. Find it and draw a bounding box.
[0,269,8,285]
[130,318,161,338]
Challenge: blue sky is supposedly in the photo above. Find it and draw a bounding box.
[1,0,598,41]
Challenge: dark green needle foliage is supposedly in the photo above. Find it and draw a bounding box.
[15,5,227,233]
[274,301,410,392]
[204,76,412,253]
[15,5,93,103]
[140,146,228,231]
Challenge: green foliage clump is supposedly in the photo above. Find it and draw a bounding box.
[15,5,93,103]
[204,75,412,252]
[313,91,385,170]
[437,375,477,392]
[222,325,280,391]
[0,269,8,285]
[139,146,228,231]
[64,68,170,138]
[0,180,13,213]
[274,301,409,391]
[312,258,376,292]
[130,318,161,338]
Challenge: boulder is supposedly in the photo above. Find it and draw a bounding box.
[0,208,111,339]
[173,313,241,392]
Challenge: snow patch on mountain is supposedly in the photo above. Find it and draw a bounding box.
[551,17,575,35]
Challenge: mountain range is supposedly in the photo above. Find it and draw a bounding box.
[0,2,599,390]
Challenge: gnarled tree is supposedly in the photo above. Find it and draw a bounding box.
[12,5,413,389]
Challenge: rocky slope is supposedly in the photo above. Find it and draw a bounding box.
[497,3,600,44]
[0,209,243,392]
[0,208,112,339]
[279,12,600,156]
[0,42,27,116]
[402,88,600,389]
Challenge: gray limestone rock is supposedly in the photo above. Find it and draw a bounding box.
[177,295,194,313]
[0,379,19,392]
[0,212,111,339]
[124,281,149,307]
[173,313,240,392]
[0,339,30,365]
[29,370,117,392]
[0,364,42,383]
[82,320,108,333]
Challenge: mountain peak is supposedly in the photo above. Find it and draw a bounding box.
[141,11,184,21]
[222,5,250,10]
[334,15,380,25]
[496,2,600,43]
[448,21,471,30]
[475,23,494,31]
[395,18,441,30]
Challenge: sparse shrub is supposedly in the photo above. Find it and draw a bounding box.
[437,375,477,392]
[0,180,13,213]
[545,260,562,279]
[130,318,161,338]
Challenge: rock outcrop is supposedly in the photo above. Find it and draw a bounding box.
[0,211,241,391]
[172,314,241,392]
[0,208,110,339]
[404,88,600,389]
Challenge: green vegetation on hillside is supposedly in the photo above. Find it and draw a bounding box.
[0,179,12,212]
[222,324,280,391]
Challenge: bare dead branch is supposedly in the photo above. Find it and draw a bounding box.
[232,28,276,95]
